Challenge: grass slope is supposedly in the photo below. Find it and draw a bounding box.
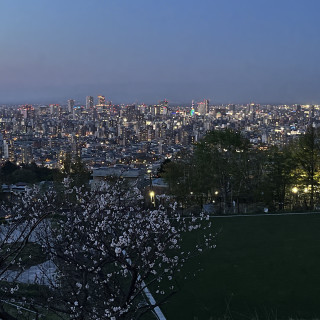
[163,214,320,320]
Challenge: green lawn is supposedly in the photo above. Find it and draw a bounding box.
[163,214,320,320]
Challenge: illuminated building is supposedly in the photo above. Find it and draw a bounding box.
[86,96,94,109]
[197,99,209,115]
[19,105,35,119]
[97,95,106,106]
[159,99,169,116]
[68,99,75,113]
[49,104,60,117]
[3,140,9,159]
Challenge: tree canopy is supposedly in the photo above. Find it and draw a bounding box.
[0,182,214,319]
[162,127,320,213]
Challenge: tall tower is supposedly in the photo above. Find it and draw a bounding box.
[310,105,315,127]
[205,99,209,114]
[68,99,75,113]
[86,96,94,109]
[3,140,9,159]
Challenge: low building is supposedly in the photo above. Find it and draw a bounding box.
[91,166,145,189]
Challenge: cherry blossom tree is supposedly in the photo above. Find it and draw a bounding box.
[0,186,59,319]
[1,181,215,319]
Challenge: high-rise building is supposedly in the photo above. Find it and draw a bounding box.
[22,144,33,164]
[159,99,169,116]
[197,99,209,115]
[97,95,106,106]
[86,96,94,109]
[3,140,9,159]
[68,99,75,113]
[20,105,35,119]
[50,104,60,116]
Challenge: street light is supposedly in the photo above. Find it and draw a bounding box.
[149,190,155,207]
[214,191,221,213]
[147,169,152,188]
[292,187,298,210]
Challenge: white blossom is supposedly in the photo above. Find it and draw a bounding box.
[0,181,214,320]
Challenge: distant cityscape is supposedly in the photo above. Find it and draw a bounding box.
[0,96,317,170]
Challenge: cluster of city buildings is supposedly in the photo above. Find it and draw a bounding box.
[0,96,318,173]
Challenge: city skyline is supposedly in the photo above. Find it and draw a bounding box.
[1,0,320,104]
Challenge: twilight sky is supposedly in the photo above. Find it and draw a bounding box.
[1,0,320,105]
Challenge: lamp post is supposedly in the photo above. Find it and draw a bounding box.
[147,169,152,188]
[214,191,221,213]
[147,169,154,207]
[292,187,298,210]
[149,190,155,207]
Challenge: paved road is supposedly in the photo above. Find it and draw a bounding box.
[0,260,56,286]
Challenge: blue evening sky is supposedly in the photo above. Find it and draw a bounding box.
[1,0,320,104]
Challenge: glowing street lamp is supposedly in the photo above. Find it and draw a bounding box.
[291,187,299,210]
[149,190,155,207]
